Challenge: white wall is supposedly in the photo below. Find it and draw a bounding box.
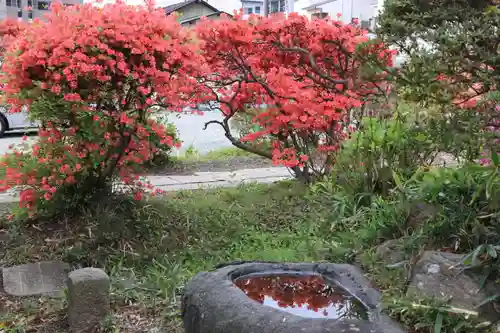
[205,0,241,13]
[242,0,263,16]
[295,0,378,24]
[93,0,242,14]
[158,0,241,13]
[88,0,379,21]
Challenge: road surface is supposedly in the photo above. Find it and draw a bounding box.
[0,130,38,155]
[166,111,235,155]
[0,112,235,155]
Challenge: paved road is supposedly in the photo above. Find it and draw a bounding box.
[0,130,38,155]
[0,112,235,155]
[166,111,235,155]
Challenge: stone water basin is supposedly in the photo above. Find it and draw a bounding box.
[182,262,405,333]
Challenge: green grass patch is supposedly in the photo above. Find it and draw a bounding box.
[1,163,499,333]
[176,145,254,161]
[143,145,262,174]
[0,182,338,332]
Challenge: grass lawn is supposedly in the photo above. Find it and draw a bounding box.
[0,182,341,332]
[0,164,498,333]
[177,146,255,161]
[144,145,273,175]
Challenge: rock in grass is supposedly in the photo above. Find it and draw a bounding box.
[375,239,406,265]
[68,267,110,333]
[408,251,500,321]
[0,230,10,243]
[2,261,70,297]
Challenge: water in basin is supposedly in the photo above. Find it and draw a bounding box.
[233,273,368,320]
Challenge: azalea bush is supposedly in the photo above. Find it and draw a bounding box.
[0,1,202,217]
[144,113,180,169]
[196,13,395,183]
[0,18,25,59]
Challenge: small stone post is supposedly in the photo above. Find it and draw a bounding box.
[67,268,110,333]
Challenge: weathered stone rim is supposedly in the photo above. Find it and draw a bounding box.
[182,262,406,333]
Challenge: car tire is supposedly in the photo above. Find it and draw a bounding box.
[0,116,7,138]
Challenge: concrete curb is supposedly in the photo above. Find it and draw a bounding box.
[0,167,293,204]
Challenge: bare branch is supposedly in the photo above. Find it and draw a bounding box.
[203,120,224,130]
[203,118,272,159]
[201,79,273,160]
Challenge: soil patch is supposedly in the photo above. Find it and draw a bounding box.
[147,156,274,176]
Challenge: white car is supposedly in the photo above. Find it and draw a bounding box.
[0,106,38,137]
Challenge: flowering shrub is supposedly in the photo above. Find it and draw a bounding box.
[0,1,201,216]
[196,13,394,182]
[0,18,25,57]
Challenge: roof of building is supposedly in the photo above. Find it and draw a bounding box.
[164,0,220,14]
[301,0,337,11]
[180,10,225,24]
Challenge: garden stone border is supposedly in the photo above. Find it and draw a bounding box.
[182,262,405,333]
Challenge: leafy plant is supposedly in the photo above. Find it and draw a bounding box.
[0,2,200,217]
[183,145,200,159]
[335,105,439,195]
[385,297,492,333]
[378,0,499,164]
[378,0,499,107]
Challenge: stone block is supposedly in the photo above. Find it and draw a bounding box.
[186,173,230,183]
[2,261,70,297]
[0,230,10,243]
[375,239,407,265]
[408,251,500,321]
[68,267,110,333]
[235,167,290,179]
[146,176,183,186]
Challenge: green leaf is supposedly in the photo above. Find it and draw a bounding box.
[491,150,499,167]
[392,170,403,189]
[434,312,443,333]
[486,245,498,259]
[478,269,493,290]
[474,293,500,309]
[415,133,427,142]
[485,170,498,199]
[454,321,467,331]
[475,321,493,329]
[471,245,486,264]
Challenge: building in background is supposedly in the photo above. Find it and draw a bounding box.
[241,0,293,18]
[294,0,380,29]
[164,0,230,26]
[269,0,293,13]
[241,0,263,17]
[0,0,82,21]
